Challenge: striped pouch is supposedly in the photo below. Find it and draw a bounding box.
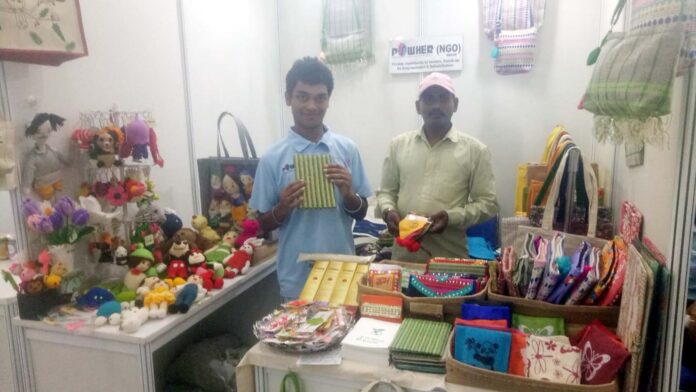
[294,154,336,209]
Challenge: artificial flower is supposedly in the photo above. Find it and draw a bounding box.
[54,196,76,217]
[21,198,41,217]
[71,209,90,226]
[35,215,54,234]
[106,185,127,206]
[124,179,146,200]
[49,212,64,230]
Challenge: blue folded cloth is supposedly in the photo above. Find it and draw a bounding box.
[455,325,511,373]
[353,219,387,239]
[467,236,497,260]
[460,303,511,327]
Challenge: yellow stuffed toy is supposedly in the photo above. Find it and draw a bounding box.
[192,214,221,243]
[143,280,175,318]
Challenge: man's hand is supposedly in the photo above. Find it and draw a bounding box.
[324,164,353,198]
[429,210,449,234]
[384,209,401,236]
[278,180,306,213]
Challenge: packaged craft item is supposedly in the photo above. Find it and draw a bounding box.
[368,263,402,292]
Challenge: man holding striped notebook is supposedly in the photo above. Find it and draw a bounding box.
[250,57,372,302]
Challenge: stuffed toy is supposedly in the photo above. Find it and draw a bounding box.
[195,264,223,291]
[89,126,124,169]
[9,259,39,283]
[167,259,189,280]
[134,202,166,225]
[135,276,162,301]
[222,175,248,227]
[192,214,220,243]
[239,170,254,199]
[76,287,115,310]
[124,244,154,291]
[22,113,73,200]
[161,209,183,239]
[143,280,176,318]
[207,198,222,231]
[204,230,238,264]
[114,245,129,266]
[163,277,187,288]
[119,115,164,167]
[215,197,235,235]
[168,283,199,314]
[162,228,212,259]
[235,218,260,248]
[167,237,191,279]
[94,300,123,326]
[395,213,432,255]
[120,306,150,334]
[224,243,254,279]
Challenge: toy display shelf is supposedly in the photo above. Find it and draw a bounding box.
[13,252,277,392]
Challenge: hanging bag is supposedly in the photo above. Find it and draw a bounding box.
[582,0,685,145]
[491,0,541,75]
[321,0,372,65]
[197,112,258,234]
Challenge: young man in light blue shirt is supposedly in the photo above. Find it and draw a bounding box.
[249,57,372,301]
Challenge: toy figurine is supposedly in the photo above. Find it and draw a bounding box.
[124,244,154,291]
[224,242,254,279]
[119,115,164,167]
[89,126,124,168]
[239,170,254,199]
[22,113,73,200]
[192,214,220,243]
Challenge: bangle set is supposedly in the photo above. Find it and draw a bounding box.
[344,193,363,214]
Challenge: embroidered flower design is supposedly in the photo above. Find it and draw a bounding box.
[545,340,558,351]
[553,358,561,366]
[554,369,563,379]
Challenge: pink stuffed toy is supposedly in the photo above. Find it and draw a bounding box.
[224,243,254,279]
[235,218,260,247]
[119,115,164,167]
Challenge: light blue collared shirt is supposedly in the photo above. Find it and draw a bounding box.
[250,127,372,298]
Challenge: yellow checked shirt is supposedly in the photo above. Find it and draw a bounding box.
[377,127,499,262]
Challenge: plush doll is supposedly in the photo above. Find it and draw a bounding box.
[239,170,254,199]
[224,243,254,279]
[161,228,212,259]
[120,306,150,334]
[124,244,154,291]
[195,264,223,291]
[168,283,199,314]
[94,300,123,326]
[235,218,260,247]
[23,277,45,295]
[9,259,40,283]
[134,202,166,225]
[114,245,129,266]
[222,175,248,227]
[161,209,183,240]
[76,287,115,310]
[22,113,73,200]
[119,115,164,167]
[135,276,161,301]
[167,258,189,280]
[163,277,187,289]
[191,214,220,243]
[207,198,222,231]
[143,280,175,318]
[89,126,124,168]
[204,230,238,264]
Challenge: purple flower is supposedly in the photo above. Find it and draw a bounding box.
[49,212,64,230]
[21,198,41,217]
[54,196,76,217]
[34,215,54,234]
[26,214,42,231]
[71,209,90,226]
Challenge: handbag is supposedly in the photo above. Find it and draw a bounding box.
[630,0,696,76]
[197,112,258,235]
[512,232,535,296]
[0,0,88,65]
[321,0,372,65]
[573,320,630,385]
[583,0,685,145]
[535,233,566,301]
[408,274,476,298]
[525,236,548,300]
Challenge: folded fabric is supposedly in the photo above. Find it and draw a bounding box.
[467,236,497,260]
[455,325,511,373]
[526,236,548,299]
[512,313,565,337]
[501,247,519,297]
[456,318,508,328]
[536,234,566,301]
[456,320,527,376]
[461,303,511,327]
[523,335,582,384]
[548,241,591,304]
[585,240,616,305]
[513,233,536,297]
[574,320,630,385]
[566,247,601,305]
[598,237,627,306]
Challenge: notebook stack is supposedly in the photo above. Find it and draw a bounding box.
[341,317,401,367]
[389,318,452,374]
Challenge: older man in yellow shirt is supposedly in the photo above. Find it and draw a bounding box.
[377,72,499,262]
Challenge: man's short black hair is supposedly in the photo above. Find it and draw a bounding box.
[286,56,334,96]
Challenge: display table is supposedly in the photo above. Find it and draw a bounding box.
[238,342,496,392]
[0,260,23,392]
[14,251,277,392]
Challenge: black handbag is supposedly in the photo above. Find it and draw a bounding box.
[196,112,258,236]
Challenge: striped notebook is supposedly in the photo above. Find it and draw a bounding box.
[389,318,452,358]
[294,154,336,209]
